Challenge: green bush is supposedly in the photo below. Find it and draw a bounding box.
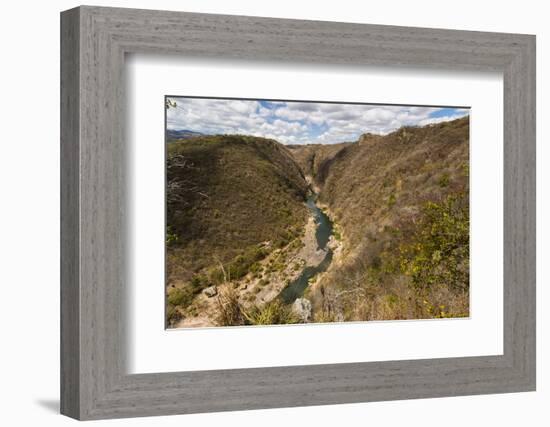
[245,300,298,325]
[388,193,397,207]
[166,225,178,245]
[400,193,469,293]
[223,245,270,281]
[167,287,194,307]
[438,173,450,188]
[190,274,209,293]
[249,262,262,274]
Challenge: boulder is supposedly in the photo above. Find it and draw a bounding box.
[203,286,218,298]
[292,298,312,322]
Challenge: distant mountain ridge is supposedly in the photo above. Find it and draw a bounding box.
[166,129,204,140]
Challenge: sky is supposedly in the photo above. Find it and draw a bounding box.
[166,97,469,145]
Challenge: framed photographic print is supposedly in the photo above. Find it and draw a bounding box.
[61,6,536,420]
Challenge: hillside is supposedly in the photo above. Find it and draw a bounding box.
[166,135,309,326]
[287,142,351,187]
[304,117,470,321]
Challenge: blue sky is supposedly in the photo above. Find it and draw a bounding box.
[166,97,469,145]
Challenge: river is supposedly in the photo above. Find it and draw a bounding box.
[279,193,334,304]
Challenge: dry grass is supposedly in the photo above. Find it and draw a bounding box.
[214,286,298,326]
[214,286,248,326]
[312,272,468,322]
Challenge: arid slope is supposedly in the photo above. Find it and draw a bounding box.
[166,135,309,326]
[303,117,470,321]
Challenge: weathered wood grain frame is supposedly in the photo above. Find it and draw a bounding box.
[60,5,536,420]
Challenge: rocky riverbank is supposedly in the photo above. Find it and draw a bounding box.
[175,206,328,328]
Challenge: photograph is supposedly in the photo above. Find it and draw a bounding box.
[165,97,470,328]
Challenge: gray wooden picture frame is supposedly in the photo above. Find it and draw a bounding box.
[60,5,536,421]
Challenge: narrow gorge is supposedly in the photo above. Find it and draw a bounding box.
[166,116,470,327]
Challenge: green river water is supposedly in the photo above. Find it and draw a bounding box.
[279,194,334,304]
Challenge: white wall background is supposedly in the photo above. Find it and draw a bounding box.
[0,0,547,425]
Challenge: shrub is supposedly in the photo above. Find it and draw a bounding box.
[245,300,298,325]
[388,193,397,207]
[249,262,261,274]
[166,225,178,245]
[438,173,450,188]
[167,287,194,307]
[166,305,181,324]
[399,193,469,293]
[212,245,271,283]
[190,274,209,293]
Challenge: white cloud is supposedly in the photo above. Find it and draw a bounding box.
[167,97,469,145]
